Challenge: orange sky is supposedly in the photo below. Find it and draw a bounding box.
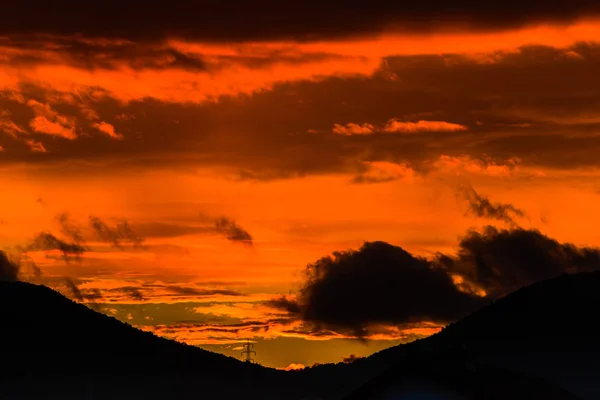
[3,17,600,368]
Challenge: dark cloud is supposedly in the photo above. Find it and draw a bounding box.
[120,286,145,301]
[63,277,84,301]
[104,218,252,242]
[81,288,103,301]
[88,216,144,249]
[131,222,212,239]
[0,251,19,282]
[166,285,242,297]
[3,45,600,177]
[9,254,44,281]
[438,226,600,298]
[456,184,525,225]
[1,234,102,304]
[1,1,600,41]
[342,354,363,364]
[351,175,398,184]
[214,217,253,246]
[23,232,87,259]
[269,241,486,336]
[271,226,600,335]
[0,36,347,74]
[63,278,103,304]
[56,212,85,244]
[0,36,208,71]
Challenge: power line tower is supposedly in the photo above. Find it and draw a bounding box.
[241,339,256,363]
[240,340,257,399]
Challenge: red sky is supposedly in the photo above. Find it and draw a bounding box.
[3,5,600,368]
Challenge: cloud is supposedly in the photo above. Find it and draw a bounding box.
[129,222,212,239]
[166,285,242,297]
[56,212,85,244]
[432,155,519,177]
[383,119,468,133]
[0,250,19,282]
[88,216,144,249]
[0,41,379,104]
[351,161,416,184]
[63,278,103,304]
[2,2,600,41]
[29,116,76,139]
[332,123,375,136]
[24,139,46,152]
[63,277,84,301]
[438,226,600,298]
[456,184,525,225]
[270,226,600,335]
[27,99,77,139]
[23,232,87,259]
[333,119,467,136]
[81,288,103,301]
[282,363,306,371]
[91,122,123,140]
[2,41,600,180]
[1,247,99,304]
[342,354,363,364]
[214,217,253,246]
[269,241,486,336]
[0,110,26,139]
[1,21,598,110]
[120,286,145,301]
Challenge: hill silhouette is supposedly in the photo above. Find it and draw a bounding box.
[342,358,582,400]
[2,272,600,399]
[0,281,290,399]
[297,271,600,399]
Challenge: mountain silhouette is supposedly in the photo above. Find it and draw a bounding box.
[2,272,600,399]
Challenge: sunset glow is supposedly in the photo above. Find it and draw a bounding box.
[3,8,600,368]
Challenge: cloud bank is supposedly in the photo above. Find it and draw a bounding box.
[270,226,600,336]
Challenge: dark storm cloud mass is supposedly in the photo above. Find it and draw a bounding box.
[439,226,600,297]
[269,241,486,336]
[456,184,525,225]
[270,226,600,335]
[1,1,600,41]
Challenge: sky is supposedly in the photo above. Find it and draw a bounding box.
[3,1,600,369]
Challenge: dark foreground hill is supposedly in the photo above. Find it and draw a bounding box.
[343,358,583,400]
[297,271,600,399]
[2,272,600,399]
[0,281,290,399]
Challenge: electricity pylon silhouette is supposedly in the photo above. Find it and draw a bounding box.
[241,340,257,399]
[241,339,256,363]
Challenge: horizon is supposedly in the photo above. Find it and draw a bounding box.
[3,1,600,370]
